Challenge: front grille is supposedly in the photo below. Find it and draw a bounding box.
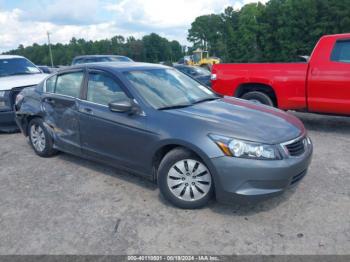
[285,138,305,156]
[9,87,24,107]
[291,169,307,185]
[9,86,35,108]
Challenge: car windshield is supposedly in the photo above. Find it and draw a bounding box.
[109,56,132,62]
[0,58,41,77]
[186,66,210,76]
[124,68,218,109]
[73,56,132,65]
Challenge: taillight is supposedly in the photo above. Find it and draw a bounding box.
[210,74,217,81]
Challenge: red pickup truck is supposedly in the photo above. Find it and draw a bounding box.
[211,33,350,115]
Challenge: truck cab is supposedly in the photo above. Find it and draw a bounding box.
[307,34,350,114]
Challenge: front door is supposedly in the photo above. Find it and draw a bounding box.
[77,70,154,175]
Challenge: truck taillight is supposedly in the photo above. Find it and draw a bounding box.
[210,74,217,81]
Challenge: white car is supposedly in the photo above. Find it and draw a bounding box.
[0,55,48,132]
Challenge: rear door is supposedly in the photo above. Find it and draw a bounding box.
[77,69,154,175]
[308,38,350,115]
[42,70,85,154]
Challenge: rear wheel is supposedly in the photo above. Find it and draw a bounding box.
[28,118,57,157]
[241,91,274,107]
[158,148,213,209]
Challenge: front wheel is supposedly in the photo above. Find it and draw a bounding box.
[158,148,213,209]
[241,91,274,107]
[28,118,57,157]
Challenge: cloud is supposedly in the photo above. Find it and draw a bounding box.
[0,0,270,52]
[0,8,133,52]
[19,0,102,25]
[104,0,269,44]
[105,0,234,28]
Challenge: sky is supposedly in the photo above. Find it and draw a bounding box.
[0,0,268,52]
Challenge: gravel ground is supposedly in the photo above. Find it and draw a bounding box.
[0,112,349,255]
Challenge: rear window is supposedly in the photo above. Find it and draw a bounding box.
[45,75,56,93]
[331,40,350,63]
[55,72,84,97]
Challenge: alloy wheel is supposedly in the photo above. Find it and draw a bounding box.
[30,124,46,152]
[167,159,212,202]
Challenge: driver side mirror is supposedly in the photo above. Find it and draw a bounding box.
[108,98,137,113]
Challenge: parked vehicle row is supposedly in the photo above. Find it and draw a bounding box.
[173,64,211,87]
[211,33,350,115]
[14,62,313,209]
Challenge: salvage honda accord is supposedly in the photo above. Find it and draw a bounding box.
[15,62,313,208]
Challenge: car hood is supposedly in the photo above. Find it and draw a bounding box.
[173,97,305,144]
[0,74,48,91]
[194,75,211,86]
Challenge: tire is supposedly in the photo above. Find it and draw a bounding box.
[158,148,213,209]
[241,91,274,107]
[28,118,57,157]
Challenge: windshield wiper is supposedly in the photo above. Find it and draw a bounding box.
[192,97,220,105]
[158,97,220,110]
[158,104,192,110]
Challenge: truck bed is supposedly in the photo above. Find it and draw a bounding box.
[212,63,309,110]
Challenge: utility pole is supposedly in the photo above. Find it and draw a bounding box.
[47,31,54,67]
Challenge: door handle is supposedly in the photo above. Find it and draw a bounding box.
[43,97,55,104]
[81,107,93,114]
[310,68,318,76]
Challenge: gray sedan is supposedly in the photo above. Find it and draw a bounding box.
[15,62,312,209]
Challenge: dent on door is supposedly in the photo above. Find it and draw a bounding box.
[42,96,80,153]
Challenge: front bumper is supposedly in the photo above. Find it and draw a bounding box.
[210,141,313,204]
[0,109,19,132]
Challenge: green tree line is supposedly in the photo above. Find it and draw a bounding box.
[4,33,183,66]
[188,0,350,62]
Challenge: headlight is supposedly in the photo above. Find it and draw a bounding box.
[209,134,281,160]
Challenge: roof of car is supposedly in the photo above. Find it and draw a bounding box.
[72,55,129,60]
[173,64,195,68]
[64,62,169,72]
[0,55,25,59]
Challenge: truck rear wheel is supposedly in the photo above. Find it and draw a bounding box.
[241,91,274,107]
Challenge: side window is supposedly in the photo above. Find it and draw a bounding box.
[55,72,84,98]
[73,59,82,65]
[331,40,350,63]
[45,75,56,93]
[87,72,128,106]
